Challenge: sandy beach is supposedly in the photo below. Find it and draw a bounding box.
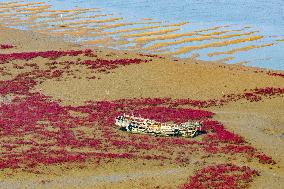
[0,1,284,189]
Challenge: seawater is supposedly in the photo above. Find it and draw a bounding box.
[1,0,283,70]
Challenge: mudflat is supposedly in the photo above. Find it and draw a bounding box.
[0,22,283,189]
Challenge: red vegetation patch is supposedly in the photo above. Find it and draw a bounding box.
[83,99,213,127]
[267,71,284,78]
[0,49,90,63]
[109,87,284,109]
[253,70,284,78]
[169,87,284,108]
[0,76,36,95]
[180,164,259,189]
[0,44,14,49]
[202,120,244,144]
[82,58,145,71]
[137,53,164,59]
[132,106,213,123]
[256,153,275,164]
[199,120,275,164]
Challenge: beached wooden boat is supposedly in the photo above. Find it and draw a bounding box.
[115,114,202,137]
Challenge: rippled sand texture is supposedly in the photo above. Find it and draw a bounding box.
[0,0,282,64]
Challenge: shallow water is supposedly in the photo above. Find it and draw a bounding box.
[0,0,283,70]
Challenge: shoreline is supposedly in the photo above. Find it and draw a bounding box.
[1,24,283,73]
[0,0,283,70]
